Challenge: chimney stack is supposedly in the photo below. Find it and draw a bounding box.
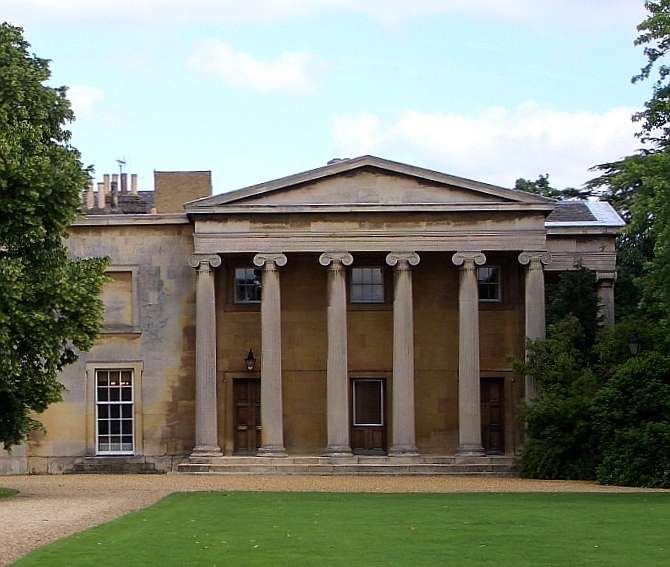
[130,174,138,195]
[120,172,128,194]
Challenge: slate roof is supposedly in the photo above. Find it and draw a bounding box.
[546,200,625,227]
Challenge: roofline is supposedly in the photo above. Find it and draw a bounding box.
[185,155,556,209]
[73,213,190,226]
[187,202,555,215]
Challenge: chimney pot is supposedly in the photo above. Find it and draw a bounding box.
[86,181,95,210]
[120,172,128,194]
[97,180,106,209]
[130,174,138,195]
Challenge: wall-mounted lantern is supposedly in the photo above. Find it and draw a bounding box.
[628,334,641,356]
[245,348,257,371]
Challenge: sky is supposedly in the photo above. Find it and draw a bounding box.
[4,0,653,194]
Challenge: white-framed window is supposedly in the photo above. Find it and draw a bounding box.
[478,265,502,302]
[96,369,134,454]
[234,267,262,304]
[350,267,385,303]
[353,379,384,426]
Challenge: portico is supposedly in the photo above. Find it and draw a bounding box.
[183,156,577,460]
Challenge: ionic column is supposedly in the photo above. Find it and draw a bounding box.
[518,251,551,402]
[596,271,616,327]
[253,253,288,456]
[386,252,420,456]
[452,251,486,457]
[319,252,354,456]
[188,254,223,457]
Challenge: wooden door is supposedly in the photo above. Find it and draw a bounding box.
[481,377,505,454]
[351,379,386,454]
[234,379,261,454]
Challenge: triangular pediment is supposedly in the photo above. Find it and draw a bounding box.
[186,156,554,211]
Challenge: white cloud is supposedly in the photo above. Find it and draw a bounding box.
[331,103,641,188]
[3,0,643,29]
[188,40,319,94]
[66,85,105,117]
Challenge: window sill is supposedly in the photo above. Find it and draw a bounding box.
[100,325,142,336]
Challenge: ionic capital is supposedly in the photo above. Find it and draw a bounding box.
[596,271,617,284]
[319,252,354,270]
[518,251,551,270]
[253,253,288,271]
[386,252,420,270]
[188,254,222,272]
[452,252,486,269]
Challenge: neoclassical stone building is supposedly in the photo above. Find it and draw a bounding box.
[0,156,623,474]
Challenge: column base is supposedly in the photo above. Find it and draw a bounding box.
[322,445,353,457]
[190,445,223,458]
[257,445,287,457]
[388,445,419,457]
[456,444,485,457]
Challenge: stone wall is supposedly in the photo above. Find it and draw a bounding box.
[21,220,196,474]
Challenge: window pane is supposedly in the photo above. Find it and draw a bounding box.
[120,371,132,386]
[235,267,262,303]
[110,405,120,418]
[96,371,108,386]
[354,381,383,425]
[350,268,385,303]
[98,405,108,418]
[121,388,132,401]
[478,266,501,301]
[109,388,120,402]
[122,421,133,434]
[98,420,109,434]
[122,405,132,418]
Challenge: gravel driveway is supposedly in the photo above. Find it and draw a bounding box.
[0,474,665,565]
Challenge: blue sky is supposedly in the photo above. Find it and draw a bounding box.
[5,1,652,193]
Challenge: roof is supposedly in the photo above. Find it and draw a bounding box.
[546,200,625,228]
[186,155,556,210]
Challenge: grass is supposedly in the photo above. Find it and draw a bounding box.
[13,491,670,566]
[0,487,17,498]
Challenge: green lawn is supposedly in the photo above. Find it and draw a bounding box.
[0,487,17,498]
[13,492,670,566]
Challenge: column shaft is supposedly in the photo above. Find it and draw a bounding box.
[254,253,287,456]
[596,272,616,327]
[386,252,420,455]
[518,252,550,402]
[320,252,354,455]
[452,252,486,456]
[188,254,222,457]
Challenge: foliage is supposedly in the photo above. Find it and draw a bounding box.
[545,268,600,351]
[514,173,590,199]
[516,317,600,480]
[0,23,108,449]
[14,492,670,566]
[593,352,670,488]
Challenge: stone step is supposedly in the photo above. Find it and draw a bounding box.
[176,462,516,476]
[186,455,515,466]
[65,458,165,475]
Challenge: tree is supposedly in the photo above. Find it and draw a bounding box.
[588,1,670,332]
[514,174,590,200]
[0,24,108,449]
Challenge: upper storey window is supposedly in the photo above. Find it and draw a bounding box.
[477,266,501,302]
[234,267,262,304]
[350,267,385,303]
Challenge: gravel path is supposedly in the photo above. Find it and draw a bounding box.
[0,474,666,565]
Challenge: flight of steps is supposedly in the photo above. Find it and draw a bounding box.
[66,456,166,474]
[176,455,516,476]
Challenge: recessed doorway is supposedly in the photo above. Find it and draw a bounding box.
[481,377,505,454]
[233,379,261,454]
[351,378,386,454]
